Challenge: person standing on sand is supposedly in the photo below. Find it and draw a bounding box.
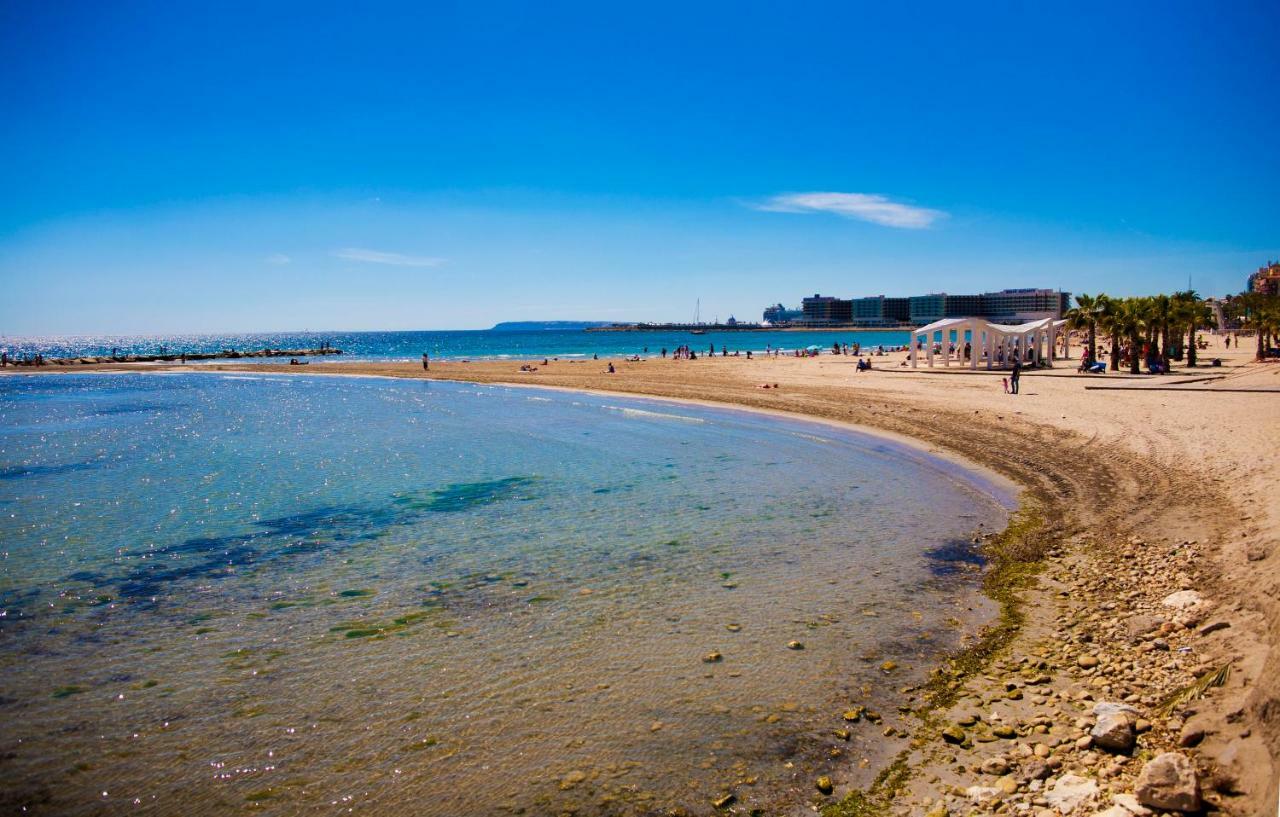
[1010,357,1022,394]
[422,353,429,371]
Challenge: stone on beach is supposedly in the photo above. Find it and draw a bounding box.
[1090,711,1135,752]
[1045,774,1099,814]
[1160,590,1204,610]
[1134,752,1200,812]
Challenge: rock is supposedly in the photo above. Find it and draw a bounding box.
[965,785,1004,803]
[1034,743,1051,758]
[787,640,805,650]
[1178,722,1207,747]
[1075,735,1093,751]
[1161,590,1204,609]
[924,804,949,817]
[1078,655,1101,669]
[1091,712,1136,752]
[1135,752,1200,812]
[941,724,966,744]
[1198,620,1230,636]
[881,660,898,672]
[1024,760,1052,780]
[1125,615,1159,639]
[996,775,1019,795]
[1045,774,1099,814]
[1092,702,1139,719]
[1110,793,1153,815]
[843,707,864,722]
[1245,541,1269,561]
[992,725,1017,739]
[702,651,723,663]
[711,793,736,809]
[560,770,588,790]
[815,775,833,794]
[982,757,1010,775]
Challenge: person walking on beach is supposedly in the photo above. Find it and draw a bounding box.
[1010,356,1022,395]
[422,352,429,371]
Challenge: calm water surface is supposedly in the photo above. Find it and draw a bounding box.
[0,373,1008,816]
[0,328,912,363]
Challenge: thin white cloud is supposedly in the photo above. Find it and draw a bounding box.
[266,253,292,265]
[333,247,445,267]
[754,192,945,229]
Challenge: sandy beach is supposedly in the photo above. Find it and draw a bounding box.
[8,342,1279,816]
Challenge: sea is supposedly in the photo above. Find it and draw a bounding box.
[0,328,913,363]
[0,371,1009,816]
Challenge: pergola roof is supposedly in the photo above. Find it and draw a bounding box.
[909,315,1069,370]
[913,316,1057,337]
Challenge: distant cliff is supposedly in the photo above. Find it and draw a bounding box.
[489,321,617,331]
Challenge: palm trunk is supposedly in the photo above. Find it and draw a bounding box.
[1130,331,1142,374]
[1088,324,1097,364]
[1110,335,1120,371]
[1187,325,1197,367]
[1258,330,1266,361]
[1160,323,1171,364]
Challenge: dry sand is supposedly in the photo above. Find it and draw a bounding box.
[10,341,1279,815]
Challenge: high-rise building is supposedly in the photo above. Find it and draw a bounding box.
[979,288,1070,322]
[909,294,947,324]
[883,297,911,322]
[761,288,1070,327]
[801,294,853,324]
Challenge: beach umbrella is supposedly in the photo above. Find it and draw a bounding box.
[805,345,822,351]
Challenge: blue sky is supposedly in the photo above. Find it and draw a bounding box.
[1,1,1277,333]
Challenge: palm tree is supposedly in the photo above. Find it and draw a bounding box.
[1239,293,1274,361]
[1065,293,1105,365]
[1097,296,1122,371]
[1173,291,1210,367]
[1111,299,1147,374]
[1151,294,1173,366]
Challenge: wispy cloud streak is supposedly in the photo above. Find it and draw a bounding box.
[753,192,945,229]
[333,247,445,267]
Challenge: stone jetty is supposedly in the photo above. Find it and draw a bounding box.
[3,346,343,367]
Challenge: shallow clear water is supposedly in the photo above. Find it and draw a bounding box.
[0,328,911,363]
[0,373,1008,816]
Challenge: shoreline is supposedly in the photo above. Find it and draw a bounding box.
[4,351,1276,815]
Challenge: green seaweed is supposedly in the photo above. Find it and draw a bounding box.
[403,737,439,751]
[394,476,536,513]
[52,685,86,699]
[338,588,375,598]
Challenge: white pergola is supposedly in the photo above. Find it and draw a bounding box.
[909,317,1070,369]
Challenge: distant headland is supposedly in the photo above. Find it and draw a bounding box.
[489,321,616,331]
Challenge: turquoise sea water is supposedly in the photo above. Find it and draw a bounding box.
[0,373,1008,816]
[0,328,912,363]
